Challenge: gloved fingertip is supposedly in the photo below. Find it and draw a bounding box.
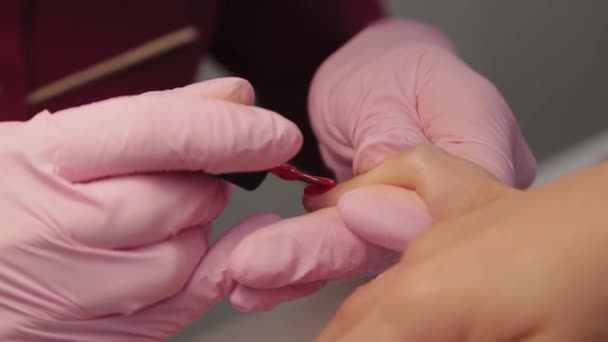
[213,180,234,217]
[227,233,285,288]
[228,212,336,288]
[230,282,327,312]
[514,141,537,189]
[231,209,378,288]
[374,18,458,53]
[338,185,430,252]
[176,77,256,105]
[199,213,282,280]
[228,78,256,105]
[230,285,277,312]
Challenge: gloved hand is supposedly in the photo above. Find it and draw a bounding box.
[224,18,536,312]
[0,78,302,341]
[317,147,608,342]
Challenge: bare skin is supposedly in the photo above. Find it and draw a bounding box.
[308,145,608,342]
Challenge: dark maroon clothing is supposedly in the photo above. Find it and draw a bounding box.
[0,0,384,173]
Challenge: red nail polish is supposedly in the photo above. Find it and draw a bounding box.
[304,184,333,195]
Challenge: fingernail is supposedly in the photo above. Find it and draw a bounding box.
[304,184,332,196]
[231,82,255,105]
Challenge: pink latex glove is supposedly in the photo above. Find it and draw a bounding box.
[0,78,302,341]
[225,18,536,311]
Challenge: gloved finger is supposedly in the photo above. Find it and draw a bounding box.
[161,77,255,104]
[317,267,398,342]
[337,185,491,264]
[415,46,536,188]
[67,172,230,249]
[230,281,327,312]
[29,227,208,319]
[310,72,428,182]
[305,144,509,220]
[27,79,302,182]
[228,208,399,289]
[337,185,430,252]
[35,215,280,341]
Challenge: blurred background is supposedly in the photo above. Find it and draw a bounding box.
[172,0,607,340]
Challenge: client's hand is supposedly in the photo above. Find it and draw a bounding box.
[318,146,608,342]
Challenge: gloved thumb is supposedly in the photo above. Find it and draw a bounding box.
[168,77,255,105]
[351,105,428,176]
[309,71,429,180]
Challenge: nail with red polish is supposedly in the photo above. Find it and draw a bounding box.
[304,184,333,195]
